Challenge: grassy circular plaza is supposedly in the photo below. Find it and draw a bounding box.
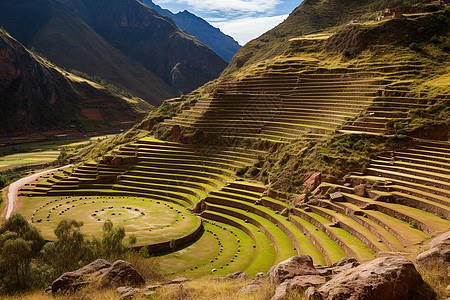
[21,196,201,246]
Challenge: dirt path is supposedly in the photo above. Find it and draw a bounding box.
[2,164,73,219]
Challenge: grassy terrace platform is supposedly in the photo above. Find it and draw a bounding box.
[32,138,264,209]
[350,141,450,221]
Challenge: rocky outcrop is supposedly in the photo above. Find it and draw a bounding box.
[303,172,322,191]
[249,255,427,300]
[50,259,144,295]
[226,271,251,280]
[417,231,450,267]
[353,184,367,197]
[116,286,158,300]
[272,275,326,300]
[99,260,145,288]
[316,255,423,300]
[315,257,360,277]
[268,255,318,284]
[51,259,112,295]
[238,278,265,295]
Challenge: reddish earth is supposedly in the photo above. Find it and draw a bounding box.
[82,108,104,121]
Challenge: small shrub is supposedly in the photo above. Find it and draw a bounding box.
[343,47,360,58]
[409,220,419,229]
[409,42,423,52]
[430,35,443,44]
[441,43,450,52]
[236,166,249,176]
[249,167,260,177]
[129,254,164,282]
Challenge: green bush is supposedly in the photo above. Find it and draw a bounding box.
[409,220,419,229]
[0,214,135,295]
[236,166,249,176]
[343,47,360,58]
[409,42,423,52]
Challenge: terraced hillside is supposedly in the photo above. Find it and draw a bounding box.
[24,137,264,207]
[160,55,446,142]
[16,8,450,279]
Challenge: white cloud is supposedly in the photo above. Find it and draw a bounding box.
[211,14,288,45]
[157,0,281,17]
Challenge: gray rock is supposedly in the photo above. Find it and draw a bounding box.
[238,279,264,295]
[51,259,112,295]
[417,231,450,267]
[271,280,291,300]
[329,192,344,202]
[305,286,321,300]
[271,276,326,300]
[268,255,318,284]
[116,286,156,300]
[169,275,190,284]
[226,271,251,280]
[316,257,359,277]
[99,260,145,288]
[255,272,265,280]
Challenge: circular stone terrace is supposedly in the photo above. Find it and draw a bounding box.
[25,196,202,247]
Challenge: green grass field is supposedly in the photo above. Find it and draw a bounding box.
[0,135,117,171]
[0,151,60,171]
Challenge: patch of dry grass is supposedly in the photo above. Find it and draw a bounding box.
[153,277,276,300]
[418,263,449,300]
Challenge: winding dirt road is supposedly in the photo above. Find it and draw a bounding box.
[3,164,73,219]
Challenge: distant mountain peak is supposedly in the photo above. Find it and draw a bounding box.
[141,0,241,62]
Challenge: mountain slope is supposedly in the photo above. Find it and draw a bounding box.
[224,0,424,75]
[0,0,176,106]
[0,29,152,137]
[57,0,228,94]
[141,0,241,62]
[0,0,228,104]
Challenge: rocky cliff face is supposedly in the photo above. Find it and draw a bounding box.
[62,0,228,94]
[0,30,150,137]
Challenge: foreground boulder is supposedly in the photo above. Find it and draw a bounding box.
[99,260,145,288]
[51,259,112,295]
[116,285,160,300]
[417,231,450,267]
[268,255,318,284]
[315,257,359,277]
[51,259,144,295]
[272,275,326,300]
[315,255,424,300]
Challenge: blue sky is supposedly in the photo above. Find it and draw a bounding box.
[152,0,303,45]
